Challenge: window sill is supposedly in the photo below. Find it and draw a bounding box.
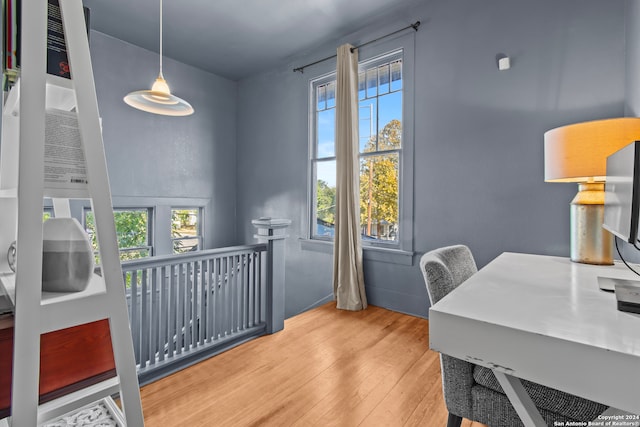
[299,239,414,266]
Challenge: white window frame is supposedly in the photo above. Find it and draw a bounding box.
[306,36,415,265]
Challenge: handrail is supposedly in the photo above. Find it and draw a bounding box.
[120,244,267,270]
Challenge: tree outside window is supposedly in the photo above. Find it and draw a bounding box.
[85,208,152,263]
[359,119,400,241]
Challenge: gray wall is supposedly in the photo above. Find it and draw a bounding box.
[89,31,239,252]
[236,0,626,318]
[627,0,640,117]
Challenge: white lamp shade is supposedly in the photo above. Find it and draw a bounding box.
[544,117,640,182]
[124,76,194,116]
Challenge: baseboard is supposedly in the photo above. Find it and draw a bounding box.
[292,294,334,317]
[366,286,428,319]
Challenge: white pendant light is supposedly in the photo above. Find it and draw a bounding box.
[124,0,194,116]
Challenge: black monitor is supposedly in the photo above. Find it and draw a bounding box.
[603,141,640,245]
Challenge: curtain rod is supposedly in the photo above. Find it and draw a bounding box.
[293,21,420,74]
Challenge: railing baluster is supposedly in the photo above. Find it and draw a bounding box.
[257,252,263,324]
[237,255,243,331]
[213,257,220,340]
[241,255,245,329]
[158,266,167,362]
[249,254,253,328]
[216,257,227,339]
[253,252,259,326]
[199,259,206,345]
[184,262,189,349]
[182,262,189,351]
[231,255,238,333]
[206,259,214,343]
[168,264,177,357]
[237,255,242,331]
[186,261,192,350]
[241,254,247,330]
[149,267,159,366]
[124,272,132,336]
[244,254,248,330]
[225,256,231,336]
[238,255,242,330]
[252,255,257,325]
[130,270,140,365]
[177,263,185,354]
[219,256,224,337]
[190,261,197,348]
[245,254,250,329]
[140,269,149,368]
[185,261,191,349]
[222,257,227,338]
[248,253,254,327]
[243,254,251,328]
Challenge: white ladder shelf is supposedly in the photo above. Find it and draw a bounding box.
[0,1,144,425]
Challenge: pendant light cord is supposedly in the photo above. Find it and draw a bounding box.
[159,0,164,78]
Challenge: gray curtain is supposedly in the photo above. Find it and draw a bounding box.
[332,44,367,311]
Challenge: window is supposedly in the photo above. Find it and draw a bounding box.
[43,207,54,221]
[171,208,203,253]
[310,50,403,245]
[84,207,153,262]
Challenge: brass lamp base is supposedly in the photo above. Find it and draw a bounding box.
[570,182,613,265]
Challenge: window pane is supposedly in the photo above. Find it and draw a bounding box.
[114,210,149,252]
[378,64,390,95]
[317,84,326,111]
[358,71,366,100]
[85,209,150,262]
[378,91,402,150]
[390,60,402,91]
[315,160,336,238]
[366,68,377,98]
[172,208,201,253]
[326,82,336,109]
[359,98,377,153]
[317,109,335,158]
[359,153,399,242]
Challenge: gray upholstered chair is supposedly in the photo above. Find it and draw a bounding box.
[420,245,608,427]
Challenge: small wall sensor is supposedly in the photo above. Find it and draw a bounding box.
[498,57,510,70]
[496,53,510,71]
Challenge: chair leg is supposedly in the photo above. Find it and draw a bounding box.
[447,413,463,427]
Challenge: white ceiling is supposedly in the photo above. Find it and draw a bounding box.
[81,0,421,81]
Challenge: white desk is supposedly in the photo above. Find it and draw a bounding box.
[429,252,640,426]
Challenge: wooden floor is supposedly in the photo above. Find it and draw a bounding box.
[140,302,486,427]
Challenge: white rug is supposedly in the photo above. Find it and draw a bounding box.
[42,399,122,427]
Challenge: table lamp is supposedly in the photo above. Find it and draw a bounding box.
[544,117,640,265]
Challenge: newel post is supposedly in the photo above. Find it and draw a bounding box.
[252,217,291,334]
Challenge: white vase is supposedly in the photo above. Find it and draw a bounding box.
[41,218,94,292]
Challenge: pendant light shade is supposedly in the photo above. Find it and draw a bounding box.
[124,75,194,116]
[123,0,194,116]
